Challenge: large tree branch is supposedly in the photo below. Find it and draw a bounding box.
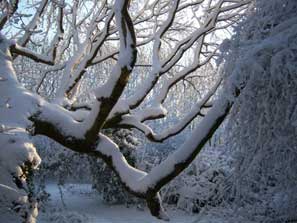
[119,77,222,142]
[32,0,137,143]
[91,79,242,219]
[31,71,243,221]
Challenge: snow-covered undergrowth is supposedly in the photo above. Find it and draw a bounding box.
[219,0,297,221]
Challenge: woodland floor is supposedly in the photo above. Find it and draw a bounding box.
[38,184,197,223]
[38,184,255,223]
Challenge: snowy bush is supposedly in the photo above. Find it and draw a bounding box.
[220,0,297,221]
[34,137,91,185]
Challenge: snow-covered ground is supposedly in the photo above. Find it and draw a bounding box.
[38,184,197,223]
[37,184,258,223]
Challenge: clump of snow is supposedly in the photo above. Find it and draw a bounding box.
[0,33,41,222]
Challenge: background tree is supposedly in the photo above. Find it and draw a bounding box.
[220,0,297,221]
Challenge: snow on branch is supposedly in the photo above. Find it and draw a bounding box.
[90,133,169,220]
[93,73,243,219]
[9,0,64,65]
[59,11,115,99]
[97,0,250,146]
[33,0,137,143]
[118,0,245,114]
[10,44,56,65]
[120,77,222,142]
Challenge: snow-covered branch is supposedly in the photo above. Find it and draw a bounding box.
[32,0,137,143]
[120,77,223,142]
[118,0,241,114]
[91,75,243,219]
[0,0,19,30]
[11,44,56,65]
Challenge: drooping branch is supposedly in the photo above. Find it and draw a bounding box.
[31,69,243,221]
[119,77,223,142]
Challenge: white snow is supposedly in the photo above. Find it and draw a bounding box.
[96,134,147,192]
[38,184,197,223]
[37,184,258,223]
[0,34,41,222]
